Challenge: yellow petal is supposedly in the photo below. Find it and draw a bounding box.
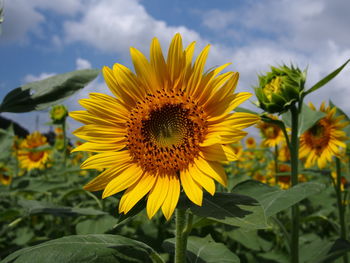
[150,38,168,87]
[69,111,122,126]
[190,164,215,195]
[81,151,131,170]
[71,142,125,153]
[102,164,143,198]
[194,157,227,187]
[113,63,145,101]
[167,33,185,84]
[146,174,170,218]
[84,162,133,191]
[200,144,237,163]
[119,173,157,214]
[161,175,180,220]
[180,169,203,206]
[102,67,136,108]
[130,47,156,92]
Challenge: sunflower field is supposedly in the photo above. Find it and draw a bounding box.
[1,34,350,263]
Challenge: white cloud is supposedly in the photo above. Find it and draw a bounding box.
[23,72,56,84]
[76,57,92,70]
[1,0,81,43]
[63,0,202,57]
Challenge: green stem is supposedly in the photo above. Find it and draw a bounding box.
[274,145,279,186]
[175,208,188,263]
[335,158,349,263]
[290,104,300,263]
[62,121,68,165]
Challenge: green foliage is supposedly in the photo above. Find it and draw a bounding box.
[163,235,240,263]
[232,180,325,217]
[0,69,100,113]
[303,59,350,96]
[282,103,326,136]
[178,192,268,229]
[1,234,161,263]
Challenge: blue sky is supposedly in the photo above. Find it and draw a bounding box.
[1,0,350,134]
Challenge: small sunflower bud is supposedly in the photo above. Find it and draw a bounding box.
[255,65,306,113]
[50,105,68,124]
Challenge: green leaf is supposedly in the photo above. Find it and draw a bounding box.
[304,59,350,96]
[0,69,100,113]
[76,215,117,235]
[1,234,161,263]
[329,100,350,138]
[257,251,289,263]
[299,238,350,263]
[0,126,15,160]
[227,229,272,251]
[20,179,71,193]
[163,235,240,263]
[232,180,325,217]
[178,192,268,229]
[18,200,106,216]
[281,103,326,136]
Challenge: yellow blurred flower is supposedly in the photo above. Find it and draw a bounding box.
[257,115,284,148]
[299,102,349,168]
[17,131,50,171]
[245,137,256,149]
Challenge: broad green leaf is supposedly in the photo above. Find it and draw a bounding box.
[304,59,350,96]
[232,180,325,217]
[19,179,71,193]
[1,234,162,263]
[0,126,14,160]
[299,237,350,263]
[257,251,289,263]
[329,100,350,138]
[163,235,240,263]
[178,192,268,229]
[18,200,106,216]
[281,103,326,136]
[0,69,100,113]
[76,215,116,235]
[227,229,272,251]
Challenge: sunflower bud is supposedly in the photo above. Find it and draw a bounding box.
[255,65,306,113]
[50,105,68,124]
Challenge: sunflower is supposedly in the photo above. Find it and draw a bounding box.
[18,131,50,171]
[245,137,256,149]
[0,162,11,186]
[70,33,259,220]
[257,115,284,147]
[299,102,349,169]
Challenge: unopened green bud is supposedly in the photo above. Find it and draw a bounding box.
[255,65,306,113]
[50,105,68,124]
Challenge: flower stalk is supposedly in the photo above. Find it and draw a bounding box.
[335,157,349,263]
[290,104,300,263]
[175,208,193,263]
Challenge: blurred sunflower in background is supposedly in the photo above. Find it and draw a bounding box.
[17,131,50,171]
[257,115,284,147]
[245,137,256,149]
[70,33,259,219]
[0,162,11,186]
[299,102,349,168]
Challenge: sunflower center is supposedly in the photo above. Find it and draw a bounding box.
[143,104,187,147]
[126,90,207,174]
[29,151,44,162]
[304,119,331,153]
[265,126,280,139]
